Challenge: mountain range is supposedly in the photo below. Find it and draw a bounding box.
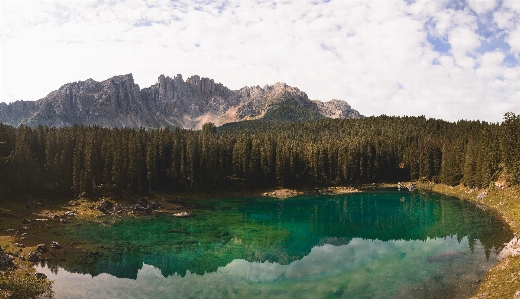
[0,73,362,129]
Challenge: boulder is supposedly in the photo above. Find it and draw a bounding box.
[0,253,14,268]
[97,199,114,214]
[27,251,39,263]
[35,272,47,279]
[476,191,487,201]
[50,241,62,249]
[407,183,417,192]
[37,244,48,253]
[22,218,31,224]
[498,236,520,261]
[64,210,76,217]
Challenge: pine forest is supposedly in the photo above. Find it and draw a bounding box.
[0,113,519,199]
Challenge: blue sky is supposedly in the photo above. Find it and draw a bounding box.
[1,0,520,122]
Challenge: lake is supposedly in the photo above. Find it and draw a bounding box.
[27,189,512,298]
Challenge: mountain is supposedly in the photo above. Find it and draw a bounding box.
[0,74,362,129]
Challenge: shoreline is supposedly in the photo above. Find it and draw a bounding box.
[413,182,520,299]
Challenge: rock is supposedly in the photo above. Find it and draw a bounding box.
[50,241,62,249]
[35,273,47,279]
[498,236,520,261]
[407,183,417,192]
[97,199,114,214]
[172,212,190,217]
[265,189,303,199]
[22,218,31,224]
[515,291,520,299]
[476,191,487,201]
[64,210,76,217]
[313,99,362,119]
[27,251,39,263]
[13,243,25,248]
[0,73,362,130]
[37,244,48,253]
[0,253,14,268]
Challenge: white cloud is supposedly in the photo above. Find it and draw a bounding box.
[467,0,498,15]
[1,0,519,123]
[476,51,505,79]
[503,0,520,13]
[448,26,480,68]
[493,9,516,30]
[506,26,520,55]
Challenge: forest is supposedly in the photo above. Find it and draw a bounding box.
[0,113,519,199]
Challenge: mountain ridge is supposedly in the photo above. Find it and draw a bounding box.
[0,73,362,129]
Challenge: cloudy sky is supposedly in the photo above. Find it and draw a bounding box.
[1,0,520,122]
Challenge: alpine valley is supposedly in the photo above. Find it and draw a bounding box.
[0,74,362,129]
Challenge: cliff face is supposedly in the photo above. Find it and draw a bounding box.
[0,73,362,129]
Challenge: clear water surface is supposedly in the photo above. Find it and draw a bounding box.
[30,190,512,298]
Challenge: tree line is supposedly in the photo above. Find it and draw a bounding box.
[0,113,519,199]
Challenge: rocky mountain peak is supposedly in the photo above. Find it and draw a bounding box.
[0,74,362,129]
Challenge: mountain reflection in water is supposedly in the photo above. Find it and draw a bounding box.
[39,190,512,281]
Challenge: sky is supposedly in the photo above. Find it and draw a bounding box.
[1,0,520,123]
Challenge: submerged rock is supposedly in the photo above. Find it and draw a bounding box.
[427,251,465,263]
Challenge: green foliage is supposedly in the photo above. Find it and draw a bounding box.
[0,113,519,198]
[0,273,54,299]
[262,98,324,122]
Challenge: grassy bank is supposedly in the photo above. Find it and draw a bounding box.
[416,182,520,299]
[0,236,54,299]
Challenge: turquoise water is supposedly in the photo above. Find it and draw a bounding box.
[34,190,512,298]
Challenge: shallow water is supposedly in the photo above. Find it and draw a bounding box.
[23,190,513,298]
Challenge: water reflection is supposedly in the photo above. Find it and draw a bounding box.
[38,190,512,282]
[38,237,499,299]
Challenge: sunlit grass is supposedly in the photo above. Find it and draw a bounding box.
[0,236,54,299]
